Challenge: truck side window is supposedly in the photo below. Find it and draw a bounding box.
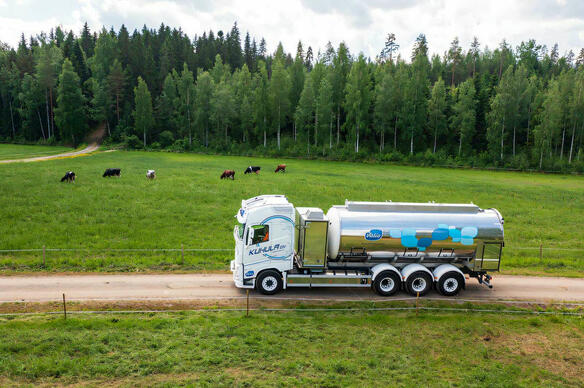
[251,225,269,245]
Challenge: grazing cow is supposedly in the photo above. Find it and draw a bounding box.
[60,171,76,183]
[220,170,235,180]
[103,168,121,177]
[275,164,286,173]
[146,170,156,180]
[244,166,261,174]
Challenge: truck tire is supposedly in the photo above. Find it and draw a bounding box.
[373,271,401,296]
[256,270,283,295]
[406,271,433,296]
[437,272,464,296]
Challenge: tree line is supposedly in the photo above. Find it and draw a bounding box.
[1,22,583,171]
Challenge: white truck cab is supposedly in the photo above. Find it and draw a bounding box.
[231,195,295,289]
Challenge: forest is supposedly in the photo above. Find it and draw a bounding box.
[0,22,583,171]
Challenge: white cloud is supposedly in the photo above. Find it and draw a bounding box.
[0,0,583,61]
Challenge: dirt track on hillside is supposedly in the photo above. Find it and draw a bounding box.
[0,273,582,305]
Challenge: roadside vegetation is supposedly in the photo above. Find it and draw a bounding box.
[0,149,582,276]
[0,309,582,387]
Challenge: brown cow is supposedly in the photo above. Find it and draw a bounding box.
[220,170,235,180]
[275,164,286,173]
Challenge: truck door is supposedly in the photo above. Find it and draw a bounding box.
[243,218,294,277]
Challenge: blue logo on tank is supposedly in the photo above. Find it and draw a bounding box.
[365,229,383,241]
[245,270,254,277]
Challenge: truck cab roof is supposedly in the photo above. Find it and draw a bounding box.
[236,195,292,223]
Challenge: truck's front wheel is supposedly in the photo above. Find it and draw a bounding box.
[256,270,283,295]
[373,271,401,296]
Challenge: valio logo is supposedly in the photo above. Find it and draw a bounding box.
[364,229,383,241]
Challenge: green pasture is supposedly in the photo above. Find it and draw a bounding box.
[0,144,73,160]
[0,309,582,387]
[0,147,582,275]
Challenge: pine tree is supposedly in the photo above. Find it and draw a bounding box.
[176,63,196,145]
[447,37,462,87]
[331,42,351,145]
[451,79,476,156]
[253,61,270,147]
[194,71,214,147]
[107,59,126,125]
[133,76,153,148]
[295,75,315,153]
[317,77,334,149]
[55,59,86,146]
[35,44,63,139]
[269,58,290,149]
[344,54,371,153]
[156,72,178,136]
[428,77,447,153]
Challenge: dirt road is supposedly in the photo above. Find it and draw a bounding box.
[0,124,105,164]
[1,273,583,304]
[0,143,100,164]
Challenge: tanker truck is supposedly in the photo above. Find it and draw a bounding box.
[231,195,504,296]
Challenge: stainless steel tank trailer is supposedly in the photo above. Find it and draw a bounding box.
[231,195,504,296]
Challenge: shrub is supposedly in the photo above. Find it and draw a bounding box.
[158,131,175,148]
[123,134,142,149]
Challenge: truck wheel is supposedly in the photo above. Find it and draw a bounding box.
[256,270,283,295]
[373,271,401,296]
[437,272,464,296]
[406,271,433,296]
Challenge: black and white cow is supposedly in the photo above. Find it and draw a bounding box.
[60,171,76,183]
[244,166,261,174]
[103,168,121,177]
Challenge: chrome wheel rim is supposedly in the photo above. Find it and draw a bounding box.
[412,277,427,293]
[379,277,395,293]
[444,278,458,293]
[262,276,278,292]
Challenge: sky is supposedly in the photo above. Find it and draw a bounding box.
[1,0,583,60]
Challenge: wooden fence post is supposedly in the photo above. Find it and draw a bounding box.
[181,244,184,265]
[246,289,250,317]
[62,293,67,320]
[539,244,543,261]
[43,245,46,267]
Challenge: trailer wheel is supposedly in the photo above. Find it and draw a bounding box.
[373,271,401,296]
[406,271,433,296]
[256,270,283,295]
[437,272,464,296]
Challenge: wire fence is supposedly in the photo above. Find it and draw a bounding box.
[0,305,582,318]
[0,245,582,270]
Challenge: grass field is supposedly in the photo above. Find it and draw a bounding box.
[0,309,581,387]
[0,147,583,275]
[0,144,73,160]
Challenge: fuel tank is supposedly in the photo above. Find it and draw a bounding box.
[326,201,504,260]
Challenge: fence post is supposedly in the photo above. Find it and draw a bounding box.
[62,293,67,320]
[43,245,46,267]
[416,292,420,316]
[181,244,184,265]
[246,289,250,317]
[539,244,543,261]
